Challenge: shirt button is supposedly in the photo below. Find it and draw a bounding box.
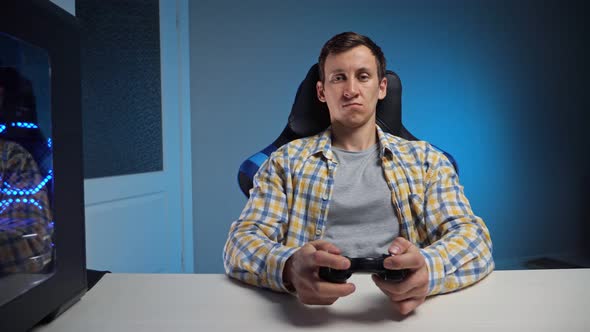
[315,229,322,236]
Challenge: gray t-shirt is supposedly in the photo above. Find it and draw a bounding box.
[323,144,399,257]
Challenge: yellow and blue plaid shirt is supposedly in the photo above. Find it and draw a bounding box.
[224,125,494,295]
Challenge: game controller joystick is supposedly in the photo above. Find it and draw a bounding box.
[318,254,408,283]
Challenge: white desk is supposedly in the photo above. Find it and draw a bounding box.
[33,269,590,332]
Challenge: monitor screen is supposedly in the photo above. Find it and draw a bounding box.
[0,32,55,307]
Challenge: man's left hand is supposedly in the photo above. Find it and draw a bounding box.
[372,237,429,315]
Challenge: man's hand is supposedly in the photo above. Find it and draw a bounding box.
[283,240,356,305]
[372,237,429,315]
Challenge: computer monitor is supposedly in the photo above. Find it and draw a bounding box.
[0,1,86,330]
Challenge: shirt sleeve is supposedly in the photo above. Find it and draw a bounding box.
[223,152,299,293]
[419,145,494,296]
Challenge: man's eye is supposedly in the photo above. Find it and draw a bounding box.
[359,74,370,81]
[332,75,344,82]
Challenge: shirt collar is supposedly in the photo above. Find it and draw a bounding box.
[311,124,394,161]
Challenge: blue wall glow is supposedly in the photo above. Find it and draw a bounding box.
[190,0,588,272]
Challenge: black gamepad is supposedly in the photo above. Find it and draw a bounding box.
[318,254,408,283]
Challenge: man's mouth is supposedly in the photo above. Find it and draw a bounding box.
[342,103,362,107]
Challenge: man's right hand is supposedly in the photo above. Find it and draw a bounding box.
[283,240,356,305]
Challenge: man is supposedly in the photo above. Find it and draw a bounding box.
[223,32,494,315]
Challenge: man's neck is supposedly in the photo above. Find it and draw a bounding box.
[331,122,377,152]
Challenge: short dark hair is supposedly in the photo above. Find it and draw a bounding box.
[318,32,386,82]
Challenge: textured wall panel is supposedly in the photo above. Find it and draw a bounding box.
[78,0,162,178]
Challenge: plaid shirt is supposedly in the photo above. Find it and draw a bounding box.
[0,139,53,274]
[224,125,494,295]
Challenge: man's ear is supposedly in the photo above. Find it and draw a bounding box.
[378,76,388,100]
[316,81,326,103]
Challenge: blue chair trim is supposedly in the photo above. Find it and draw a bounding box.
[249,152,269,168]
[239,159,262,180]
[238,144,278,180]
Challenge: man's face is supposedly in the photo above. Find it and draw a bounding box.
[316,45,387,130]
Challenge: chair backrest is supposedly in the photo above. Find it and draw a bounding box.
[238,63,458,197]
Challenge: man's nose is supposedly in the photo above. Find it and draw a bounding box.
[343,79,359,98]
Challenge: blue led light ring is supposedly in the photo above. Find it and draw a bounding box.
[0,198,45,211]
[1,173,53,196]
[10,122,39,129]
[0,122,40,131]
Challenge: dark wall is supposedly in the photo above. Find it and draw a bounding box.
[190,0,589,272]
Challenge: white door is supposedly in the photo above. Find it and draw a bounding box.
[83,0,193,273]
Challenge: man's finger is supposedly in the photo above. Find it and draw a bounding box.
[384,251,424,270]
[310,240,342,255]
[372,273,412,295]
[391,297,425,316]
[293,244,321,270]
[299,294,339,306]
[373,276,420,302]
[311,280,356,298]
[388,286,425,302]
[371,271,424,295]
[387,237,412,255]
[313,250,350,270]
